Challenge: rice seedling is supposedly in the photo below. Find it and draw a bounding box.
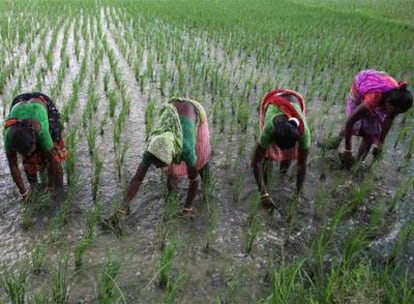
[91,153,103,202]
[388,220,414,264]
[158,238,177,288]
[74,238,92,270]
[205,188,218,249]
[221,274,241,304]
[97,252,122,303]
[145,98,156,138]
[232,167,244,203]
[245,214,261,254]
[114,142,129,180]
[87,125,97,157]
[31,244,45,274]
[0,265,28,304]
[32,291,51,304]
[163,191,180,223]
[51,253,70,304]
[165,272,187,304]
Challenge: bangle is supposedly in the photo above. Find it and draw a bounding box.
[21,189,29,198]
[116,208,127,216]
[344,149,352,153]
[261,192,270,198]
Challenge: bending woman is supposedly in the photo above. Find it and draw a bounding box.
[4,92,66,201]
[340,70,412,168]
[109,98,211,224]
[251,89,311,208]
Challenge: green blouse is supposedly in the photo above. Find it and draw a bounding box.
[258,104,311,150]
[4,103,54,154]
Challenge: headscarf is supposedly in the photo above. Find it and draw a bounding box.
[260,89,306,135]
[146,103,183,165]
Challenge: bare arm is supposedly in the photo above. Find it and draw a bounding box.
[379,113,396,145]
[184,165,199,209]
[344,103,369,151]
[251,144,267,195]
[121,162,150,209]
[296,148,308,195]
[6,152,27,197]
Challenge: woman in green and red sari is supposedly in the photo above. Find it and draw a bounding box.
[105,97,211,226]
[3,92,67,201]
[252,89,311,208]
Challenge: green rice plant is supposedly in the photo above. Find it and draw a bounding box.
[103,72,110,95]
[247,194,261,226]
[348,173,374,212]
[339,227,370,271]
[405,136,414,159]
[163,191,180,223]
[155,223,169,252]
[31,244,45,274]
[245,215,261,254]
[158,238,178,288]
[92,153,103,202]
[87,125,97,157]
[145,99,157,139]
[0,265,28,304]
[51,253,70,304]
[21,190,50,230]
[74,237,92,269]
[98,252,122,303]
[205,194,218,250]
[84,206,100,240]
[389,176,414,213]
[108,90,117,119]
[388,220,414,264]
[222,274,241,304]
[115,142,129,180]
[232,168,244,203]
[63,127,78,184]
[165,272,187,304]
[159,66,168,97]
[238,100,250,132]
[32,291,51,304]
[263,258,306,303]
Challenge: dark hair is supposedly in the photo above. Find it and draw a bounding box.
[9,125,36,155]
[273,119,300,149]
[384,84,413,113]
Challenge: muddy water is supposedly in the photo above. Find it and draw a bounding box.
[1,6,413,304]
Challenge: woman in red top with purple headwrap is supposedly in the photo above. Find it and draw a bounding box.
[341,70,412,168]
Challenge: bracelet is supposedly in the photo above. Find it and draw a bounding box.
[344,149,352,153]
[116,208,127,216]
[261,192,270,198]
[21,189,29,197]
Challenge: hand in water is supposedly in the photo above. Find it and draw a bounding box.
[101,207,130,230]
[340,150,355,169]
[260,193,276,209]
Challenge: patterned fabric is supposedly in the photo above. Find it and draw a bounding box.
[258,89,309,161]
[260,89,306,134]
[179,115,197,167]
[4,102,54,153]
[259,104,310,150]
[167,98,211,178]
[347,70,400,142]
[146,103,183,165]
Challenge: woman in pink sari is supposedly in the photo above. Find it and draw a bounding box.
[341,70,412,168]
[105,98,211,227]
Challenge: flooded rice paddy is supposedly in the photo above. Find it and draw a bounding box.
[1,1,413,303]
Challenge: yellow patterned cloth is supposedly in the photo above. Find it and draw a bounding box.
[147,103,183,165]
